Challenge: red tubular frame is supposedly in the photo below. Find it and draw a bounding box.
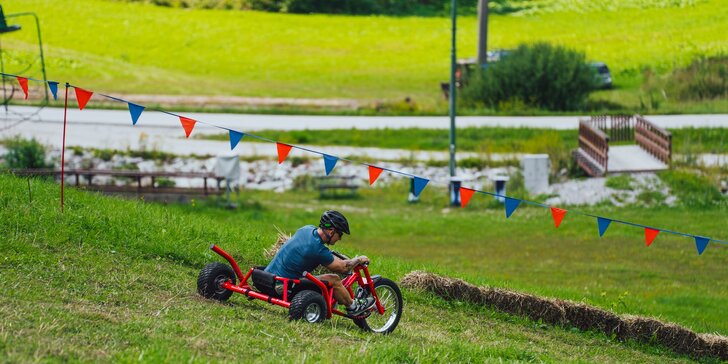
[210,244,245,282]
[209,244,386,320]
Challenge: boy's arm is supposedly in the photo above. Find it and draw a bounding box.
[324,255,369,274]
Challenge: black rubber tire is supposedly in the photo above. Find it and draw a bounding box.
[197,262,236,301]
[354,278,403,334]
[288,290,327,323]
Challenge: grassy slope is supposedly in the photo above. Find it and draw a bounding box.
[1,0,726,110]
[1,174,726,362]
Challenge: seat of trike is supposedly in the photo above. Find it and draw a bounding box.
[250,266,330,300]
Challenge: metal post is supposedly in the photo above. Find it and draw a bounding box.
[6,12,49,103]
[1,38,6,112]
[60,83,69,212]
[476,0,489,65]
[448,0,458,205]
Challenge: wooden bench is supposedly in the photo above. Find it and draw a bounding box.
[315,175,359,198]
[10,168,224,196]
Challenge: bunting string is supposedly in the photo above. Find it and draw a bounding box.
[3,71,727,256]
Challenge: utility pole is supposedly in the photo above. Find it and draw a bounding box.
[448,0,459,206]
[476,0,489,65]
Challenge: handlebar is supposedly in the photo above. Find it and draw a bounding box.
[331,250,350,260]
[331,250,369,273]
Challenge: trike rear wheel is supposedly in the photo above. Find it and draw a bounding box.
[354,278,402,334]
[289,290,327,323]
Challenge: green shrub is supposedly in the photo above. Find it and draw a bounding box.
[636,190,666,206]
[113,0,481,15]
[288,156,309,167]
[659,170,725,208]
[155,177,176,188]
[461,42,599,111]
[93,148,116,162]
[1,137,53,169]
[605,174,634,191]
[111,0,699,15]
[644,55,727,102]
[119,0,252,10]
[292,174,315,190]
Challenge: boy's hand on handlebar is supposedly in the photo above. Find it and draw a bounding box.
[356,256,370,265]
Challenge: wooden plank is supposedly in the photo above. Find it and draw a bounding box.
[608,145,668,172]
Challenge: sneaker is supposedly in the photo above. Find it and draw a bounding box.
[346,297,375,316]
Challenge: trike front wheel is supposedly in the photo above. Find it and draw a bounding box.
[354,278,403,334]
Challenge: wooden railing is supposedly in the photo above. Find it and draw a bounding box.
[634,115,672,165]
[576,115,672,176]
[9,169,224,196]
[578,120,609,173]
[608,115,633,142]
[588,115,633,142]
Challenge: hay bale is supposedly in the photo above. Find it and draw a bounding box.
[623,316,724,359]
[655,323,705,357]
[483,287,524,315]
[264,226,290,259]
[402,272,565,325]
[522,296,566,326]
[700,334,728,361]
[622,316,664,342]
[401,271,485,304]
[556,300,625,337]
[483,288,563,324]
[402,271,725,361]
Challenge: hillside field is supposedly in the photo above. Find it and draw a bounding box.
[0,0,726,112]
[1,174,727,362]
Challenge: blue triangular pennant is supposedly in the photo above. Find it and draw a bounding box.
[412,177,429,197]
[323,154,338,176]
[597,217,612,237]
[504,197,521,218]
[229,130,244,150]
[694,236,710,256]
[47,81,59,100]
[127,102,145,125]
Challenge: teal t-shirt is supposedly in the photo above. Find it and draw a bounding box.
[265,225,335,279]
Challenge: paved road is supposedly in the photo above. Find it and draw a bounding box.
[4,106,728,131]
[1,105,727,161]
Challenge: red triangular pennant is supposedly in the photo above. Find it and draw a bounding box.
[74,87,93,110]
[550,207,567,229]
[644,228,660,247]
[276,143,292,164]
[368,165,383,185]
[16,77,29,99]
[460,187,475,208]
[179,116,197,138]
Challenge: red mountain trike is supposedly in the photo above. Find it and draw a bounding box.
[197,244,403,334]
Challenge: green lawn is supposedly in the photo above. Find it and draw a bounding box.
[1,174,726,361]
[1,0,726,112]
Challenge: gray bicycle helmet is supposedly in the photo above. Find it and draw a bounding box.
[319,210,350,235]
